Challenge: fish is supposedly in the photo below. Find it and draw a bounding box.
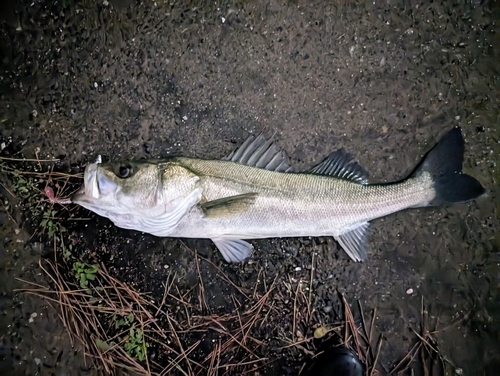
[72,127,485,262]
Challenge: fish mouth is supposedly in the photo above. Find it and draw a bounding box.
[72,155,102,203]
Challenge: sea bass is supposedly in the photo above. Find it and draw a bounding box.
[72,128,484,262]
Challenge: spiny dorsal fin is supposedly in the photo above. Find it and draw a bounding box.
[224,133,293,172]
[200,193,258,218]
[309,149,369,184]
[334,222,370,261]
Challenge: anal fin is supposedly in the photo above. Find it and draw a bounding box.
[334,222,370,262]
[212,238,253,263]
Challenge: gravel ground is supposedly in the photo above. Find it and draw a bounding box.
[0,0,499,375]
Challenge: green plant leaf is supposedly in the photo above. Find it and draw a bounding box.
[86,265,99,274]
[80,275,88,288]
[95,338,112,351]
[88,296,99,304]
[115,318,126,329]
[73,262,84,271]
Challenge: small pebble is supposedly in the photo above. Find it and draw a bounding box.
[406,288,414,295]
[314,326,329,339]
[29,312,38,323]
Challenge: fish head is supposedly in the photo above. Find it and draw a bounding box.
[72,156,202,234]
[72,156,162,216]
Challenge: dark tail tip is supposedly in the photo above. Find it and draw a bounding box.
[413,127,485,206]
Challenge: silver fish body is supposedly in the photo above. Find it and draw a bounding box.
[168,157,434,237]
[73,128,484,262]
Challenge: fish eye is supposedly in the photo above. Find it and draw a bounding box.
[116,164,133,178]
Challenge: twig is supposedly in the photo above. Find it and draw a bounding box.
[195,252,209,312]
[369,335,383,376]
[181,241,251,299]
[307,251,315,323]
[0,156,61,162]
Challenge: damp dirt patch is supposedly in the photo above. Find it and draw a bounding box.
[1,0,500,375]
[16,228,446,375]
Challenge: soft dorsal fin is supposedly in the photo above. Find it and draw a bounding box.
[224,133,293,172]
[309,149,369,184]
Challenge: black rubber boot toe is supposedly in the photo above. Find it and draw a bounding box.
[303,346,363,376]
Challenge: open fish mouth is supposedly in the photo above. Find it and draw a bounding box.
[73,155,102,201]
[85,162,100,199]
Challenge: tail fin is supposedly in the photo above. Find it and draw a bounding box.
[412,127,484,206]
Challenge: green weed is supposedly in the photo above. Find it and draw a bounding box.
[73,262,99,290]
[12,173,66,240]
[114,312,135,329]
[112,314,148,361]
[40,209,66,238]
[61,241,72,261]
[12,174,43,217]
[124,326,147,361]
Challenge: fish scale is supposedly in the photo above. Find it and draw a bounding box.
[171,158,434,238]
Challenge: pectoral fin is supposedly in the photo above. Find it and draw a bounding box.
[334,222,370,262]
[212,238,253,262]
[200,193,258,218]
